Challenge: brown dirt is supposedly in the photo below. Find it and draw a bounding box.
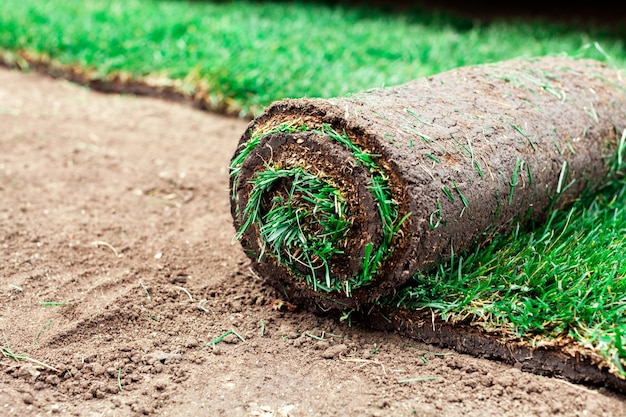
[1,66,625,417]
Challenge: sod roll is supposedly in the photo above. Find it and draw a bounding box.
[229,56,626,310]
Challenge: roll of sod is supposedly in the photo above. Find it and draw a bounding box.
[229,56,626,310]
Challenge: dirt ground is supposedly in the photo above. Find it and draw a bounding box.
[1,66,625,417]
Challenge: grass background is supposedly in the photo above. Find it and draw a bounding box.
[1,0,625,376]
[1,0,625,117]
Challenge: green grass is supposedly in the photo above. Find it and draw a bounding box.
[241,164,352,290]
[388,175,626,377]
[39,301,72,307]
[398,376,438,384]
[202,329,246,348]
[1,0,626,377]
[1,0,625,117]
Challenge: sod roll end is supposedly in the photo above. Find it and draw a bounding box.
[229,56,626,310]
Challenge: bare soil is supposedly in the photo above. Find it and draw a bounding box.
[1,67,625,417]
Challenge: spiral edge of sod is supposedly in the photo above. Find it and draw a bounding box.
[230,123,410,297]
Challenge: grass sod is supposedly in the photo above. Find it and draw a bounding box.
[0,1,625,118]
[231,124,407,295]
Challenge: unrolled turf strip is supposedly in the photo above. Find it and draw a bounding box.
[229,56,626,311]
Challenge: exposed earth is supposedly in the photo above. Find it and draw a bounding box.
[1,66,626,417]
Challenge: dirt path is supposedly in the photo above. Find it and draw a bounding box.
[1,67,625,417]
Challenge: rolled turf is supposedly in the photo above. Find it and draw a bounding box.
[229,55,626,311]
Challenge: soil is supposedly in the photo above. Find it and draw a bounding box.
[1,66,626,417]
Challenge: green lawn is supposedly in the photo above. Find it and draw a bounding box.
[1,0,624,377]
[1,0,624,117]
